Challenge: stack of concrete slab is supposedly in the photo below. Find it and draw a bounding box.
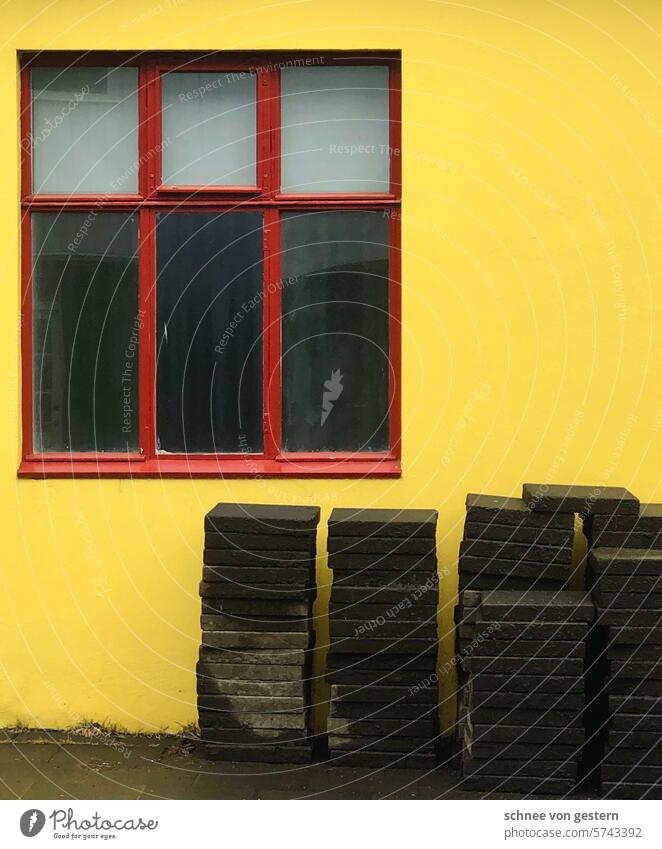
[523,483,648,796]
[197,502,320,764]
[325,508,440,769]
[459,494,575,595]
[461,590,594,795]
[589,548,662,799]
[584,504,662,551]
[455,494,575,745]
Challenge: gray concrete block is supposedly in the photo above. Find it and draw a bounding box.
[198,646,308,665]
[464,521,573,546]
[328,508,437,538]
[200,630,311,650]
[522,483,639,515]
[205,502,320,533]
[465,494,572,529]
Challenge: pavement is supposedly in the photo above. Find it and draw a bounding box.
[0,730,497,800]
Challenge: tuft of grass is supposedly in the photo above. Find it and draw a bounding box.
[0,718,201,757]
[160,723,199,758]
[70,720,127,740]
[178,722,200,739]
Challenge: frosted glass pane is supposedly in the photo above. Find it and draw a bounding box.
[161,72,257,185]
[281,66,390,193]
[31,67,138,194]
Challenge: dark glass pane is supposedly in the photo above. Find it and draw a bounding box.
[281,211,390,452]
[32,212,139,452]
[156,212,263,454]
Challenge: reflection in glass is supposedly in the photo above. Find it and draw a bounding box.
[156,212,263,453]
[281,211,390,452]
[32,212,139,452]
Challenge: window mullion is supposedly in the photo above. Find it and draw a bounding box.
[139,61,158,198]
[139,207,156,460]
[263,207,281,459]
[264,67,280,199]
[261,65,281,458]
[388,205,401,457]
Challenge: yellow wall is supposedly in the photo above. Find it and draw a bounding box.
[2,0,662,734]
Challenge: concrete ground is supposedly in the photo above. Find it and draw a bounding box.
[0,730,520,800]
[0,730,603,800]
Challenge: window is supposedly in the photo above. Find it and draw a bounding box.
[20,52,401,478]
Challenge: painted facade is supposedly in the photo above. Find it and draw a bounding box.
[2,0,662,733]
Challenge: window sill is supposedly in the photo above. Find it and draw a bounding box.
[17,456,401,479]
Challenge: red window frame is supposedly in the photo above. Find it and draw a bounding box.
[18,51,401,479]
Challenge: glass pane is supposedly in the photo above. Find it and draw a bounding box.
[31,67,138,194]
[156,212,263,454]
[161,72,257,186]
[281,211,390,452]
[281,66,390,193]
[32,213,139,452]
